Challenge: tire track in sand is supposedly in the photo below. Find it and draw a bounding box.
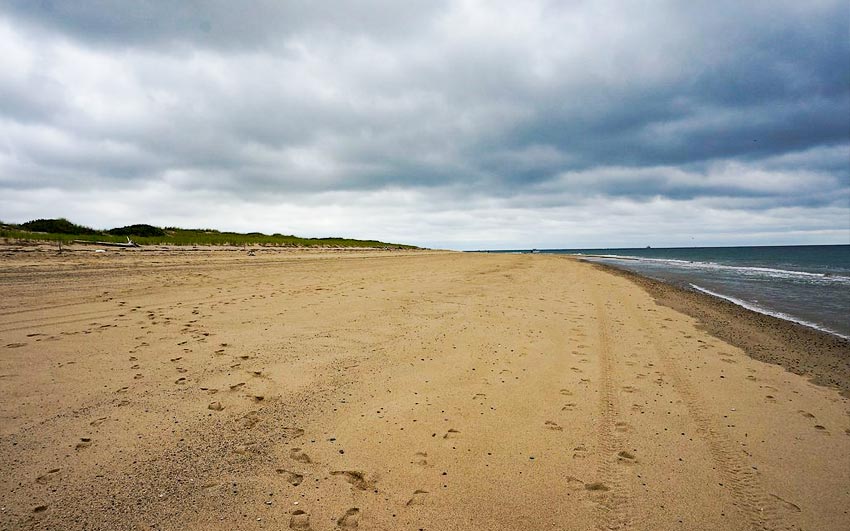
[625,298,799,531]
[590,288,639,531]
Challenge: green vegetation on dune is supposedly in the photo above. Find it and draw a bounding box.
[19,218,99,235]
[107,224,166,237]
[0,219,417,249]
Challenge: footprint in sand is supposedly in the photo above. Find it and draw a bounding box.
[472,393,487,401]
[232,443,261,456]
[544,420,563,431]
[617,450,636,463]
[282,427,305,439]
[331,470,375,491]
[35,468,60,485]
[290,447,312,463]
[443,428,460,439]
[621,385,638,393]
[572,445,589,459]
[584,482,609,492]
[276,469,304,486]
[75,438,92,450]
[564,476,586,491]
[412,452,428,466]
[798,410,816,419]
[560,388,573,396]
[561,403,577,411]
[90,417,108,427]
[614,421,630,433]
[201,481,221,490]
[208,402,224,411]
[769,493,801,513]
[289,509,312,530]
[406,490,429,506]
[337,508,360,529]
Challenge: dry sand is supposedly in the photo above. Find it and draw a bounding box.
[1,247,848,530]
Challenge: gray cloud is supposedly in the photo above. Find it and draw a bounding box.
[4,0,447,49]
[0,1,848,248]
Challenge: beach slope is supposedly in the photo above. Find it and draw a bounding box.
[0,250,847,530]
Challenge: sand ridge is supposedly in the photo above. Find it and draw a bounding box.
[0,249,848,530]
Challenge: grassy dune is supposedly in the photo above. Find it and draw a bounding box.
[0,219,417,249]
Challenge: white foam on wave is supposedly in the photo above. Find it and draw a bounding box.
[591,255,850,284]
[688,284,850,340]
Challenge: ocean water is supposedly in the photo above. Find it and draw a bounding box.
[541,245,850,339]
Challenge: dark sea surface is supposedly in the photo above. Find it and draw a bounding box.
[491,245,850,338]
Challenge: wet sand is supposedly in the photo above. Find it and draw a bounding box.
[591,262,850,398]
[1,248,848,530]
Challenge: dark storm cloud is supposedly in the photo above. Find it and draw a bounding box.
[0,0,847,248]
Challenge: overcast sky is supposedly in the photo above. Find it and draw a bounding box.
[1,1,848,249]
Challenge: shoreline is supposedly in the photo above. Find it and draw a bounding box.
[585,259,850,397]
[686,283,849,340]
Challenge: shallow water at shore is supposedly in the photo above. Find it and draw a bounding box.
[534,245,850,339]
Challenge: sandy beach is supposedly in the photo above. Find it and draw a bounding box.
[1,247,848,531]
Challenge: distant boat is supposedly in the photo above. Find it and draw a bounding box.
[646,245,651,249]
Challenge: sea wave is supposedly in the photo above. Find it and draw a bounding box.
[589,255,850,284]
[689,284,850,340]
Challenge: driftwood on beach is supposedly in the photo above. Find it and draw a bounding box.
[72,237,139,248]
